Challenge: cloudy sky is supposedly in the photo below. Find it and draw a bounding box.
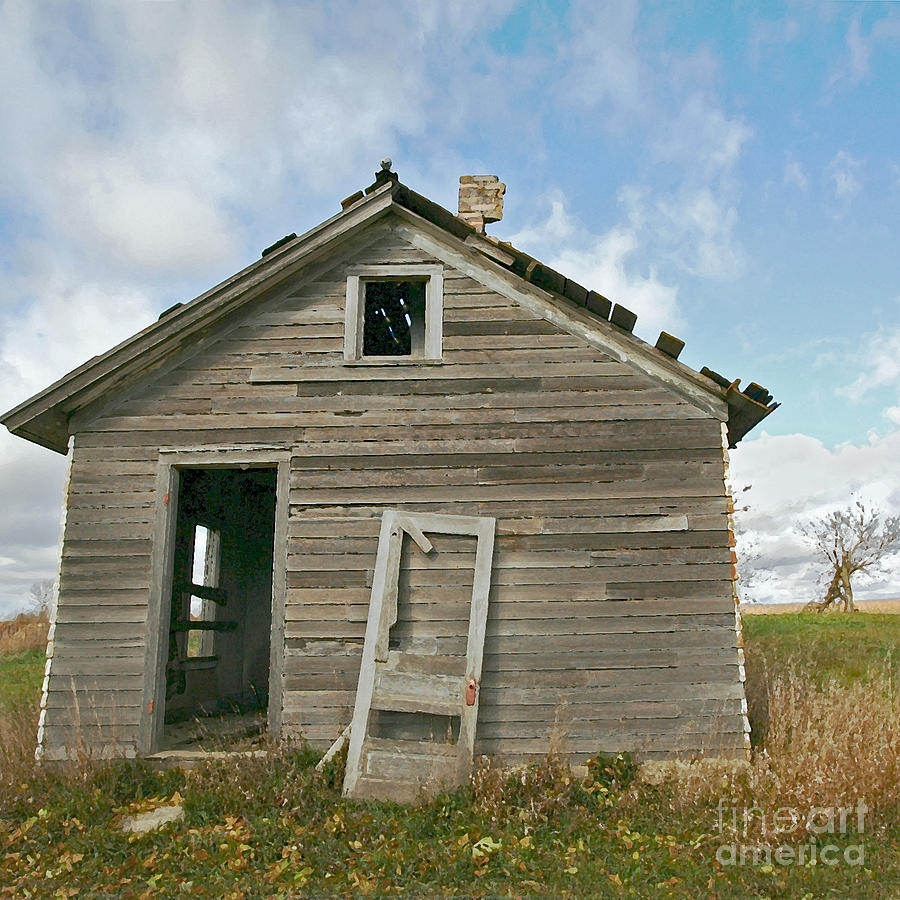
[1,0,898,616]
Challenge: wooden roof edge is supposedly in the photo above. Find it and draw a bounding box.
[724,383,780,448]
[3,164,778,451]
[1,182,398,450]
[388,180,778,438]
[390,206,732,422]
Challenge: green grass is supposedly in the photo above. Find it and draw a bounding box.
[1,749,893,899]
[1,615,899,898]
[0,649,44,714]
[743,612,900,686]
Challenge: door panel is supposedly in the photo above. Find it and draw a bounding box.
[343,510,495,802]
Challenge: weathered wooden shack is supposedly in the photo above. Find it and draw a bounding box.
[2,163,777,774]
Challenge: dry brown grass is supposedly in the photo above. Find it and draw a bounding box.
[673,665,900,840]
[743,597,900,614]
[0,610,49,654]
[757,672,900,818]
[0,702,40,784]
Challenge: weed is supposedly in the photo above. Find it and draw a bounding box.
[0,651,43,798]
[0,610,48,656]
[674,661,900,845]
[316,736,349,793]
[471,749,637,827]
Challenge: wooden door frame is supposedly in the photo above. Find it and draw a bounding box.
[343,509,495,799]
[138,447,291,756]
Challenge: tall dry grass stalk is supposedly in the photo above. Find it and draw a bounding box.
[0,686,134,809]
[750,670,900,822]
[0,698,41,801]
[0,610,49,655]
[675,665,900,837]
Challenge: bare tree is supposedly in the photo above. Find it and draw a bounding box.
[799,500,900,612]
[29,579,54,614]
[731,483,775,603]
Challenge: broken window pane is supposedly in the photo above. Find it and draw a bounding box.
[363,280,426,356]
[187,524,219,658]
[189,525,209,618]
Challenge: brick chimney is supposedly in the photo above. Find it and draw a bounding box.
[457,175,505,234]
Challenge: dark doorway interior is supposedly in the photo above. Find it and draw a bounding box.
[162,466,277,750]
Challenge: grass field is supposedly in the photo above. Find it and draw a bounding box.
[1,611,899,898]
[743,611,900,686]
[0,649,44,715]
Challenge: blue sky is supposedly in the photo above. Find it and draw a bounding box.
[1,0,898,614]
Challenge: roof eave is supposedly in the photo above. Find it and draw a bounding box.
[390,185,777,440]
[1,182,398,452]
[725,387,780,448]
[2,170,778,453]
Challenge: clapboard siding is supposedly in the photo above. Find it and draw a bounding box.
[43,219,746,763]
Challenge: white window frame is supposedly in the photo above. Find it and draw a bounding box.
[189,525,220,658]
[344,264,443,363]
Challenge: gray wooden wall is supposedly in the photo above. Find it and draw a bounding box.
[43,219,747,762]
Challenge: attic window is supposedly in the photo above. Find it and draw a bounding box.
[344,265,443,362]
[364,281,425,356]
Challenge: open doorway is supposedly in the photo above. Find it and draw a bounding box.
[161,466,278,751]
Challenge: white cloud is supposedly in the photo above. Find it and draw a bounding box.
[783,157,808,191]
[0,431,67,619]
[826,150,862,203]
[554,228,681,337]
[749,15,801,66]
[845,16,871,84]
[731,429,900,604]
[558,2,750,285]
[564,0,753,186]
[643,186,744,280]
[54,152,239,274]
[839,325,900,405]
[652,92,752,178]
[564,0,752,180]
[565,0,648,125]
[507,193,681,339]
[507,168,749,339]
[509,196,577,248]
[0,0,496,280]
[828,12,900,89]
[1,264,156,409]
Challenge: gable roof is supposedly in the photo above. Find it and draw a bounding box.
[2,164,777,454]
